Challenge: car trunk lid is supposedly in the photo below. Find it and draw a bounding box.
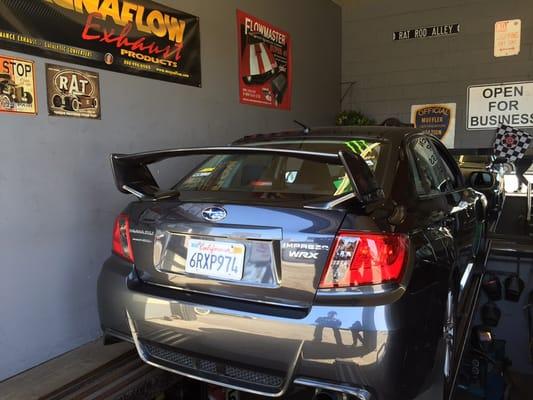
[114,142,385,309]
[130,200,347,308]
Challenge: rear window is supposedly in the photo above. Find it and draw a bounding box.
[175,139,384,199]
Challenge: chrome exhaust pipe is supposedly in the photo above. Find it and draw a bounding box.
[313,389,345,400]
[295,377,372,400]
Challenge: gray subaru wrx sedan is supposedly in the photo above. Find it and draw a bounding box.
[98,127,486,400]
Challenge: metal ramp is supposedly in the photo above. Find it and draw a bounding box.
[526,182,533,236]
[38,350,182,400]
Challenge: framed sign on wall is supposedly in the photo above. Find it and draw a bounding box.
[494,19,521,57]
[237,10,292,110]
[0,54,37,115]
[411,103,456,148]
[46,64,101,119]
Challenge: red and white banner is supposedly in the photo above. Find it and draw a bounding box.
[237,10,292,110]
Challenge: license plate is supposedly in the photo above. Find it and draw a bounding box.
[185,239,245,281]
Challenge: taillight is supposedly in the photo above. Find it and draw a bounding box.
[112,213,134,263]
[319,231,408,288]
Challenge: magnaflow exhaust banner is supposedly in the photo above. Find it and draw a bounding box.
[0,0,201,86]
[237,10,292,110]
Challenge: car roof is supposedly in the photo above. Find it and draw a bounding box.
[232,125,422,147]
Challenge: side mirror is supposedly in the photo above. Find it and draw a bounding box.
[492,157,508,164]
[470,171,495,189]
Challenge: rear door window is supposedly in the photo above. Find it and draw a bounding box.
[176,139,385,199]
[408,136,456,196]
[430,139,462,189]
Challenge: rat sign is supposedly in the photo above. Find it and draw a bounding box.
[46,64,101,119]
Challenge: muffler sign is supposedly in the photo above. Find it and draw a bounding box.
[46,64,101,119]
[0,0,201,86]
[0,55,36,115]
[467,82,533,130]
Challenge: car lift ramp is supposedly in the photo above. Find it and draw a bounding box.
[37,349,181,400]
[526,182,533,236]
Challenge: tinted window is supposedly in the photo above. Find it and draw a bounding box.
[471,171,493,187]
[409,136,456,196]
[176,139,384,199]
[431,139,460,188]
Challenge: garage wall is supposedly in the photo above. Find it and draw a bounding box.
[0,0,341,381]
[340,0,533,148]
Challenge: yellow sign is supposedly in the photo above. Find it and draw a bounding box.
[0,55,37,115]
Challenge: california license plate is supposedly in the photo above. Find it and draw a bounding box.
[185,239,245,281]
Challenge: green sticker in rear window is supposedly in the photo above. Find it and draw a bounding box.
[345,139,369,154]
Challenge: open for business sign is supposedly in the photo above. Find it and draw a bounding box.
[467,81,533,130]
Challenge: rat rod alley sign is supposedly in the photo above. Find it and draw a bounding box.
[467,81,533,130]
[0,0,201,86]
[237,10,292,110]
[46,64,101,119]
[411,103,456,148]
[0,55,37,115]
[393,24,460,41]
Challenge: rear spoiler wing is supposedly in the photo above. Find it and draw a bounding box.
[111,146,383,204]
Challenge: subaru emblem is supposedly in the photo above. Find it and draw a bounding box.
[202,206,227,222]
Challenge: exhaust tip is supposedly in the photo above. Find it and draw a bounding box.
[295,377,371,400]
[313,390,343,400]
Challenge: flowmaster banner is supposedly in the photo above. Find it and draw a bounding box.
[237,10,292,110]
[46,64,101,119]
[0,0,201,86]
[0,54,36,115]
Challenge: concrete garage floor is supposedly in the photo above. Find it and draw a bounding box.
[0,340,134,400]
[0,339,440,400]
[0,337,524,400]
[0,339,316,400]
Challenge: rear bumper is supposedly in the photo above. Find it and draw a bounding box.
[98,256,442,400]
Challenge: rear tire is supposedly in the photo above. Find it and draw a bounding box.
[71,98,80,112]
[0,94,12,109]
[24,92,32,104]
[52,94,63,108]
[442,289,457,400]
[417,289,457,400]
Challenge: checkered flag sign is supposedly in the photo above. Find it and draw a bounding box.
[493,125,532,162]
